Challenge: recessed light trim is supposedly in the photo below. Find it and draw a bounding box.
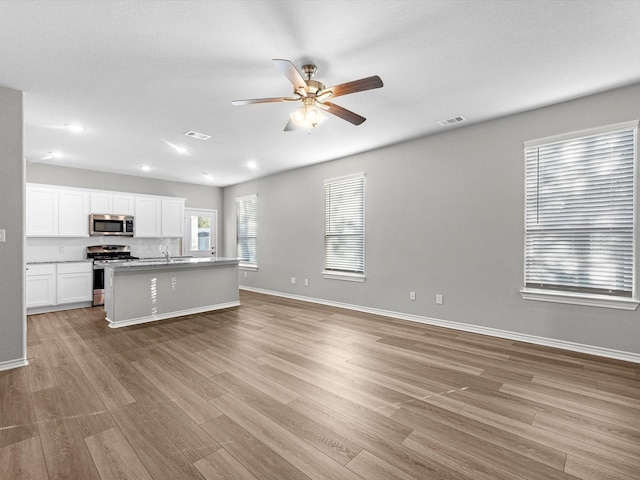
[64,123,85,133]
[247,160,258,170]
[139,164,151,171]
[48,151,63,159]
[184,130,211,141]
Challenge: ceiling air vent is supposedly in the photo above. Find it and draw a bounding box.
[184,130,211,141]
[437,115,467,127]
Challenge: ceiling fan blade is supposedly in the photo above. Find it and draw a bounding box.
[231,96,299,106]
[322,102,366,125]
[272,59,308,96]
[284,119,298,131]
[323,75,383,99]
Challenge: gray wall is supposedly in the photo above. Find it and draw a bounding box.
[0,86,25,367]
[223,82,640,356]
[27,163,223,210]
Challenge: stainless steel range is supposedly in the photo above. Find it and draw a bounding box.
[87,245,139,306]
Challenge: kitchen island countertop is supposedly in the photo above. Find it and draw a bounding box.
[103,256,239,271]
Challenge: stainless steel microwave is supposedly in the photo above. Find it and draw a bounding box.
[89,214,134,236]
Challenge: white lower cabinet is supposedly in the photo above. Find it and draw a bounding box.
[26,264,57,308]
[26,262,93,312]
[57,262,93,304]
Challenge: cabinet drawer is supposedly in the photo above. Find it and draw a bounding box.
[26,264,56,276]
[57,262,92,274]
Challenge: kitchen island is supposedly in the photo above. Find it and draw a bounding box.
[103,257,240,328]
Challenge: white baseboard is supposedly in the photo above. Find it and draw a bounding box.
[106,301,240,328]
[0,357,28,372]
[240,286,640,365]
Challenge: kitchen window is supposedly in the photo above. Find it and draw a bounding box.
[521,121,639,310]
[236,194,258,270]
[324,173,365,281]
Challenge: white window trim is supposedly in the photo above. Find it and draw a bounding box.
[324,172,366,281]
[520,288,639,310]
[521,120,639,310]
[236,193,258,269]
[322,270,365,282]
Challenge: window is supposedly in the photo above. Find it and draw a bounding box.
[324,173,365,281]
[236,194,258,269]
[521,121,638,310]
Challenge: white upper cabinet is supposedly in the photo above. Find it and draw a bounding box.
[112,194,135,215]
[134,196,162,237]
[27,185,89,237]
[26,185,59,236]
[58,189,90,236]
[27,183,185,238]
[90,191,135,215]
[161,198,185,237]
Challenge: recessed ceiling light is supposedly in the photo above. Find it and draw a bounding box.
[247,160,258,170]
[48,151,63,159]
[139,164,151,171]
[64,123,85,133]
[174,146,188,155]
[184,131,211,141]
[201,173,214,181]
[165,141,188,155]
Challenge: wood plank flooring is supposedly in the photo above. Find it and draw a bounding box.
[2,290,640,479]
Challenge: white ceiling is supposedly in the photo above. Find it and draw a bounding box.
[2,0,640,187]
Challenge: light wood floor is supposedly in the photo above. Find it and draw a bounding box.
[2,290,639,480]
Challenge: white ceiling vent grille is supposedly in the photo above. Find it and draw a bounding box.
[437,115,467,127]
[184,130,211,140]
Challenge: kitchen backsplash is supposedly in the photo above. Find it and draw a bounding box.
[26,237,182,263]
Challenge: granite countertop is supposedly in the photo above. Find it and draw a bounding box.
[104,257,239,271]
[27,259,93,265]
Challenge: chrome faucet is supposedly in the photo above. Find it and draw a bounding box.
[162,249,170,261]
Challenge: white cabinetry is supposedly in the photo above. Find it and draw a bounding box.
[26,264,57,308]
[26,262,93,312]
[161,198,184,237]
[90,191,135,215]
[57,262,93,304]
[27,184,90,237]
[135,196,162,237]
[58,189,90,236]
[26,185,59,236]
[27,183,185,239]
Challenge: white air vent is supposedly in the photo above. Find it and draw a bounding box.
[437,115,467,127]
[184,130,211,140]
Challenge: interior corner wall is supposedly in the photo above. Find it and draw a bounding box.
[223,82,640,357]
[0,85,26,369]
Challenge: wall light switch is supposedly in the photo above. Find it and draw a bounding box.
[291,277,296,285]
[0,229,5,243]
[436,294,443,305]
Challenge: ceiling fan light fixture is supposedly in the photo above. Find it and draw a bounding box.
[290,103,326,129]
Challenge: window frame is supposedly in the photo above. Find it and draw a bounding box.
[520,120,639,310]
[236,193,258,271]
[323,173,366,282]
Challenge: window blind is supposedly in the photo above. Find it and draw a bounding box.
[236,194,257,266]
[524,123,637,297]
[324,174,365,274]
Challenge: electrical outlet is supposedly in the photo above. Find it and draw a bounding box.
[305,279,309,286]
[409,291,416,301]
[243,271,248,278]
[0,229,5,243]
[291,277,296,285]
[436,294,443,304]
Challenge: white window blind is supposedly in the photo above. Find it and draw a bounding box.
[236,194,257,267]
[524,122,637,298]
[324,174,365,274]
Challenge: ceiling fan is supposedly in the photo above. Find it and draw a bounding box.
[231,59,383,131]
